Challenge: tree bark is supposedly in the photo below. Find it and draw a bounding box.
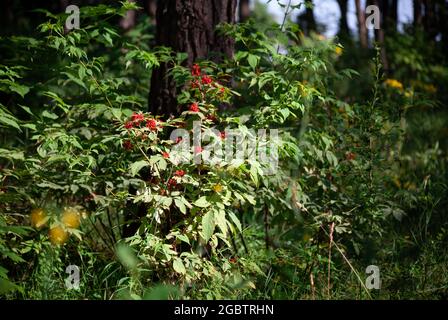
[304,0,317,35]
[297,0,316,36]
[148,0,237,116]
[120,0,137,31]
[413,0,423,27]
[336,0,350,38]
[355,0,368,48]
[143,0,157,20]
[238,0,250,22]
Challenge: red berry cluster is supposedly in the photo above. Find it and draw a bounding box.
[124,112,161,132]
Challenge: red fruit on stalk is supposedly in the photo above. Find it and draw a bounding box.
[125,121,134,129]
[189,103,199,112]
[123,140,133,151]
[131,112,145,124]
[174,170,185,177]
[146,119,157,131]
[191,64,201,76]
[201,75,212,85]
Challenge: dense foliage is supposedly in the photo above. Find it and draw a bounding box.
[0,1,447,299]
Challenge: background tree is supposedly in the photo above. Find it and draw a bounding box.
[297,0,316,36]
[336,0,350,39]
[148,0,237,116]
[239,0,251,22]
[355,0,368,48]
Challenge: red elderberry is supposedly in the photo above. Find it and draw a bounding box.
[167,178,177,189]
[124,121,134,129]
[206,114,217,122]
[174,170,185,177]
[191,64,201,76]
[146,119,157,131]
[189,103,199,112]
[162,151,170,159]
[191,80,200,89]
[201,75,212,85]
[123,140,133,150]
[131,112,145,124]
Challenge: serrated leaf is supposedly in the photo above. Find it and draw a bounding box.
[201,211,215,242]
[173,258,186,275]
[228,211,242,232]
[9,84,29,98]
[194,196,210,208]
[130,160,149,177]
[247,54,259,70]
[174,198,187,214]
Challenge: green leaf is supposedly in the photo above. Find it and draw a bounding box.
[111,108,122,120]
[249,165,259,187]
[247,54,259,70]
[201,211,215,242]
[174,198,187,214]
[41,110,58,119]
[194,196,210,208]
[0,114,21,131]
[176,234,190,245]
[228,211,242,232]
[130,160,149,177]
[173,258,186,275]
[9,84,30,98]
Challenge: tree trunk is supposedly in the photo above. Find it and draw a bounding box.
[239,0,250,22]
[148,0,237,116]
[304,0,317,35]
[336,0,350,38]
[120,0,137,31]
[390,0,398,32]
[143,0,157,20]
[355,0,368,48]
[413,0,423,27]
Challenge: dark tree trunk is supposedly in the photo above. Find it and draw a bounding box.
[304,0,317,35]
[423,0,438,39]
[143,0,157,20]
[239,0,250,22]
[355,0,368,48]
[336,0,350,38]
[148,0,237,116]
[297,0,317,36]
[390,0,398,32]
[413,0,423,27]
[120,0,137,31]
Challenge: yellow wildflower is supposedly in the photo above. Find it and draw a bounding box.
[385,79,404,91]
[30,208,47,228]
[213,184,223,193]
[335,46,343,56]
[49,226,68,245]
[61,208,81,229]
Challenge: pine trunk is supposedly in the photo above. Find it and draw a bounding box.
[148,0,237,116]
